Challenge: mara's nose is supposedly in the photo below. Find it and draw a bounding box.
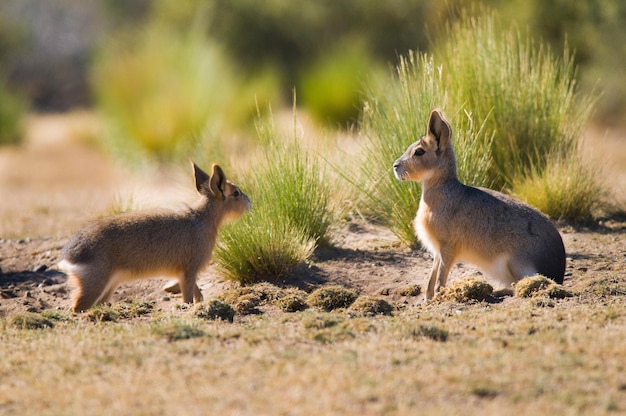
[393,160,404,180]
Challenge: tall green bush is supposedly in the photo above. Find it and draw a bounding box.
[357,10,603,246]
[438,11,595,189]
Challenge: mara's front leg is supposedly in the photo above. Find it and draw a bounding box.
[425,251,454,300]
[426,256,440,300]
[181,270,200,304]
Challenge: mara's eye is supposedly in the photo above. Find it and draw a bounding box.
[414,148,425,157]
[233,190,240,197]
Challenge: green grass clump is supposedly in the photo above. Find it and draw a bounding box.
[153,321,206,342]
[194,300,236,322]
[253,114,336,246]
[215,219,314,284]
[413,325,449,342]
[9,313,54,330]
[438,10,595,190]
[275,289,309,313]
[307,285,358,312]
[439,276,494,303]
[348,296,394,316]
[214,113,335,284]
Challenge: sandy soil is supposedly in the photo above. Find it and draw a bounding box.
[1,113,625,317]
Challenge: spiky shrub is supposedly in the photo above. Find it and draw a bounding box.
[359,53,493,246]
[438,11,597,190]
[213,115,335,284]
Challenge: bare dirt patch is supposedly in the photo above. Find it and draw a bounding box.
[1,114,625,317]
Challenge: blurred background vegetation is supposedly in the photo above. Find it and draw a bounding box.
[0,0,624,136]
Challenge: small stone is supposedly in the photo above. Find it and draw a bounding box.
[33,264,48,273]
[163,280,181,294]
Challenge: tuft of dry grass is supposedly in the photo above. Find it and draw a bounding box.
[438,276,494,303]
[217,283,309,314]
[153,321,206,342]
[348,296,394,316]
[82,301,155,322]
[84,305,119,323]
[514,275,573,299]
[9,312,54,330]
[275,289,309,313]
[412,325,449,342]
[231,293,261,315]
[194,300,236,322]
[307,285,358,311]
[399,284,422,297]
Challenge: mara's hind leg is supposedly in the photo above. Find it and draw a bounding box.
[494,255,541,297]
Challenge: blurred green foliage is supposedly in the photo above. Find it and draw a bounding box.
[485,0,626,124]
[0,78,26,145]
[1,0,623,152]
[92,21,233,161]
[91,5,280,163]
[299,41,376,126]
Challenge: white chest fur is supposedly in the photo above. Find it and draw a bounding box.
[414,202,439,255]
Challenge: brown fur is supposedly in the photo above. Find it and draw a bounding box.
[59,163,250,312]
[393,110,566,300]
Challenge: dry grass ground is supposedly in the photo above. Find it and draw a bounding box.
[0,113,625,415]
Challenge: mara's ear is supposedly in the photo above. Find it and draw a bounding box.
[427,109,452,152]
[209,164,226,197]
[192,161,211,193]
